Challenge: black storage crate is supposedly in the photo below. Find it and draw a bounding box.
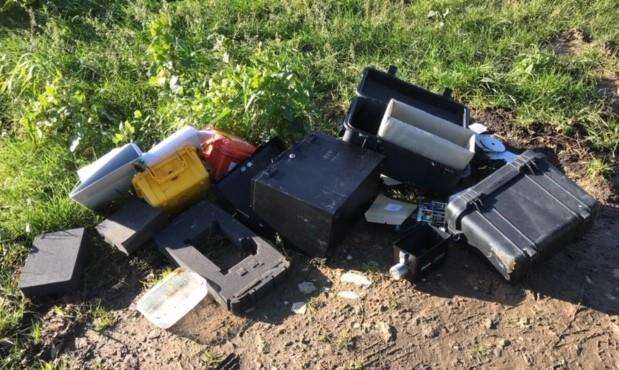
[446,150,598,281]
[252,133,384,257]
[214,138,286,236]
[393,223,451,282]
[357,67,469,125]
[342,66,471,194]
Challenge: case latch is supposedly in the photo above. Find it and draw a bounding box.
[461,189,484,210]
[512,153,539,174]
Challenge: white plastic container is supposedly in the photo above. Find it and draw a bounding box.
[70,143,142,210]
[378,99,475,170]
[136,268,208,329]
[140,126,202,166]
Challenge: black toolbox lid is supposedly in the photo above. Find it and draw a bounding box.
[356,66,469,127]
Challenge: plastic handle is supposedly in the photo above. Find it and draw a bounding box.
[147,150,188,183]
[360,136,381,151]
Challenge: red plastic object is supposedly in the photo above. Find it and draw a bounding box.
[200,130,256,180]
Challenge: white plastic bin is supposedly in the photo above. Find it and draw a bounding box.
[136,268,208,329]
[140,126,202,166]
[378,99,475,170]
[70,143,142,210]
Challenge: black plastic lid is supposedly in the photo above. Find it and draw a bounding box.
[356,67,469,127]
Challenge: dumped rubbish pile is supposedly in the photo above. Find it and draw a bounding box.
[18,66,599,328]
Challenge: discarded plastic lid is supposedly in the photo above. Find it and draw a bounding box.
[365,194,416,226]
[136,268,208,329]
[77,143,142,184]
[477,134,506,153]
[70,144,142,210]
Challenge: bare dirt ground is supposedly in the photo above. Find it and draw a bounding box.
[34,115,618,370]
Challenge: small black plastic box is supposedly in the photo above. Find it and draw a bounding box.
[214,138,286,236]
[393,223,451,282]
[252,133,384,257]
[446,150,598,281]
[342,66,471,194]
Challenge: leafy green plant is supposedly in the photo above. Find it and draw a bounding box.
[201,350,223,370]
[586,157,612,178]
[188,43,318,143]
[90,300,117,332]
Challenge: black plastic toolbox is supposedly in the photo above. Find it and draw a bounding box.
[392,223,452,282]
[252,132,384,257]
[213,138,286,236]
[341,66,471,194]
[153,200,290,314]
[446,150,598,281]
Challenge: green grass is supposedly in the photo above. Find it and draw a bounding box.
[89,300,117,332]
[0,0,617,367]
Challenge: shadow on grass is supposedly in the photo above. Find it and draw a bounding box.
[0,4,31,29]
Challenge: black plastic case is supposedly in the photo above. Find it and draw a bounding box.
[213,138,286,236]
[342,66,471,194]
[153,200,290,314]
[393,223,451,282]
[252,133,384,257]
[446,150,598,281]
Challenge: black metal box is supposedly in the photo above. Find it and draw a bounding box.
[446,150,598,281]
[213,138,285,236]
[252,133,384,257]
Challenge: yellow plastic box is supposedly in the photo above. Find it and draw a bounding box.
[133,146,210,214]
